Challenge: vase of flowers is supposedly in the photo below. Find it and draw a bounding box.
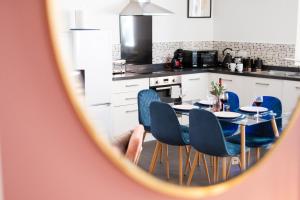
[210,79,226,112]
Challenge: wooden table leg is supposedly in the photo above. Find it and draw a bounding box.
[271,116,280,138]
[240,125,246,171]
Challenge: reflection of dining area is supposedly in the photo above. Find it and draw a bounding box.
[136,80,289,186]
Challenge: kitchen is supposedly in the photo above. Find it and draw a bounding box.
[53,0,299,186]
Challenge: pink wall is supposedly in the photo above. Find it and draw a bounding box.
[0,1,299,200]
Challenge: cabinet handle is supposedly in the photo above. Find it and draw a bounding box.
[295,86,300,90]
[188,78,200,81]
[125,97,137,101]
[156,86,172,91]
[90,103,111,107]
[255,82,270,86]
[125,109,138,113]
[125,84,139,87]
[222,79,233,82]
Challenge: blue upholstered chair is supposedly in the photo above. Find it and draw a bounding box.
[187,109,246,185]
[220,91,240,137]
[137,89,161,133]
[149,101,190,185]
[226,96,282,160]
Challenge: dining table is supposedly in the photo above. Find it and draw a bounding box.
[171,100,291,172]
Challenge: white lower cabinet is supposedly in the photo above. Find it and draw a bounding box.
[282,80,300,113]
[86,104,112,141]
[208,73,252,106]
[248,78,283,101]
[112,78,149,139]
[182,73,208,101]
[112,104,139,139]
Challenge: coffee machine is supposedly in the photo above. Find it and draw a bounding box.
[171,49,184,69]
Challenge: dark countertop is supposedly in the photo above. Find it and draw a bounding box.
[113,65,300,82]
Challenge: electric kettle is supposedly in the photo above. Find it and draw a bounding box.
[222,48,233,68]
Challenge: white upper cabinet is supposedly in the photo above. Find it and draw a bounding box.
[72,29,112,70]
[182,73,208,101]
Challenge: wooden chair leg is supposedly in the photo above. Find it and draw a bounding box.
[198,153,201,166]
[226,157,232,179]
[256,148,261,161]
[213,157,217,183]
[201,154,211,184]
[159,146,163,163]
[210,156,214,172]
[222,157,227,181]
[163,144,170,179]
[149,141,161,173]
[216,157,220,183]
[178,146,183,185]
[247,150,251,167]
[184,146,192,175]
[187,152,199,186]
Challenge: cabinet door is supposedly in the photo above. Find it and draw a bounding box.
[182,73,208,101]
[209,74,252,106]
[249,78,283,103]
[72,30,112,69]
[85,68,112,106]
[112,78,149,94]
[112,104,139,139]
[282,81,300,113]
[86,104,112,141]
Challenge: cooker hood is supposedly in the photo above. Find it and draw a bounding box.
[120,0,173,16]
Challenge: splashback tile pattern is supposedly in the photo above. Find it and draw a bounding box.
[113,41,296,67]
[213,41,296,67]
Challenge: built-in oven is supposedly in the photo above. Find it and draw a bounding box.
[149,75,182,103]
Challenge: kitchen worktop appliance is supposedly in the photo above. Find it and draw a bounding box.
[172,49,218,69]
[150,75,182,103]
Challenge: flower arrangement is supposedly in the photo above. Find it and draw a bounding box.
[210,79,226,112]
[210,80,226,97]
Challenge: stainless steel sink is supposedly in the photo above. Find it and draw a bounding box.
[251,70,300,78]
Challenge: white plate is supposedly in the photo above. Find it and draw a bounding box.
[197,100,214,106]
[173,104,198,111]
[239,106,268,113]
[214,112,242,119]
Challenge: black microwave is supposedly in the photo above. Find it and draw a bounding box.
[182,50,218,68]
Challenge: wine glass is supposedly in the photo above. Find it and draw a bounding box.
[220,92,229,112]
[253,96,263,117]
[206,93,213,110]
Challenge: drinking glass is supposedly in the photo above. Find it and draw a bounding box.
[254,96,263,117]
[220,92,229,111]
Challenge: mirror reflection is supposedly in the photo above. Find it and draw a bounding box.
[52,0,299,186]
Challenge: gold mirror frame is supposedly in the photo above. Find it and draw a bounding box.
[45,0,300,198]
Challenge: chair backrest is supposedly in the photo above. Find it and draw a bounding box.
[227,91,240,112]
[149,101,186,146]
[248,96,282,136]
[189,109,230,157]
[137,89,160,131]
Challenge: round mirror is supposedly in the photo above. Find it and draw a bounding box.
[47,0,300,198]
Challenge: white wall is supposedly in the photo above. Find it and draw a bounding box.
[213,0,299,44]
[55,0,214,44]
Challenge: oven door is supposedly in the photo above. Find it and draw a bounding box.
[150,85,181,103]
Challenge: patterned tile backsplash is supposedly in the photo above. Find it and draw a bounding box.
[112,41,296,67]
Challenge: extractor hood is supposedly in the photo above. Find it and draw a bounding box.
[120,0,173,16]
